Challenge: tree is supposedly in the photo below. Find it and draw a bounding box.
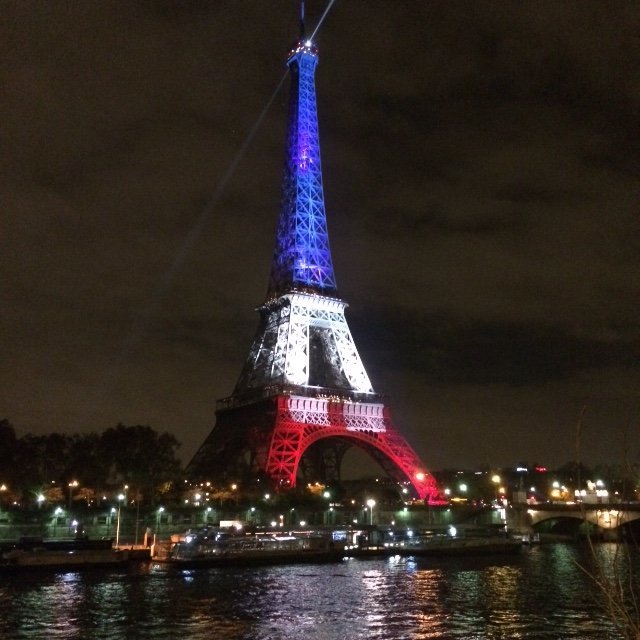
[67,433,111,500]
[100,424,182,504]
[0,419,17,483]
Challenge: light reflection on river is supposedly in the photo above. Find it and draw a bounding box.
[0,543,634,640]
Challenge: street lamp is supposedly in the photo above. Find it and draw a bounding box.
[53,506,63,538]
[156,506,165,535]
[68,480,78,510]
[366,499,376,525]
[134,490,141,546]
[491,475,501,505]
[230,483,238,506]
[115,493,125,547]
[322,491,332,525]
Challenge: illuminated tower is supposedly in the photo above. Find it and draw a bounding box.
[188,28,439,502]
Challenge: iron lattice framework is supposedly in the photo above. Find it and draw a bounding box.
[234,293,372,394]
[268,41,337,299]
[188,36,439,502]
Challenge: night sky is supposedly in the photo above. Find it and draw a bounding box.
[3,1,639,473]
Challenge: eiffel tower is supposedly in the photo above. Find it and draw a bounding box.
[188,19,439,502]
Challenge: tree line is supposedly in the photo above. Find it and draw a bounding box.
[0,419,182,507]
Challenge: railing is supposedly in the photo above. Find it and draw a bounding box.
[216,384,385,412]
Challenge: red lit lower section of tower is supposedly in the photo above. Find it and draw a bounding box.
[265,395,439,502]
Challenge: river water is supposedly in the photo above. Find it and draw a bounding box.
[0,543,636,640]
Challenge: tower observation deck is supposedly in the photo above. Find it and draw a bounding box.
[188,24,439,502]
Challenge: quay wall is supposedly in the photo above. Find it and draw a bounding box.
[0,504,506,543]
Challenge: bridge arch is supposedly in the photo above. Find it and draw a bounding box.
[527,505,640,532]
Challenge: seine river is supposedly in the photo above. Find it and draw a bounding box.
[0,543,635,640]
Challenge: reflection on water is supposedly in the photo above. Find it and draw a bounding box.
[0,544,634,639]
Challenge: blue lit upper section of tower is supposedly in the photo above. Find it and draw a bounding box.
[267,37,338,299]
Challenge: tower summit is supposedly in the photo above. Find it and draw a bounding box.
[188,19,439,502]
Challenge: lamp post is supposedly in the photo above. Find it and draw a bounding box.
[231,483,238,507]
[133,488,140,546]
[323,490,331,525]
[491,475,501,505]
[67,480,78,510]
[53,506,63,538]
[115,493,125,547]
[366,499,376,525]
[156,506,165,536]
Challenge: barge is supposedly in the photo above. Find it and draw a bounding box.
[0,537,148,570]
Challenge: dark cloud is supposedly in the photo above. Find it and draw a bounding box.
[350,306,640,387]
[2,1,638,470]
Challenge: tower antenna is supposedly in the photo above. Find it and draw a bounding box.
[300,1,305,39]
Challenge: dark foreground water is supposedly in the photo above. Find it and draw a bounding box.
[1,543,637,640]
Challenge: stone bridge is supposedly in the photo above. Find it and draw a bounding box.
[522,502,640,531]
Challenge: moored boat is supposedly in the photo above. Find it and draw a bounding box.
[1,547,130,569]
[160,528,342,567]
[399,535,523,557]
[0,535,153,570]
[343,535,523,559]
